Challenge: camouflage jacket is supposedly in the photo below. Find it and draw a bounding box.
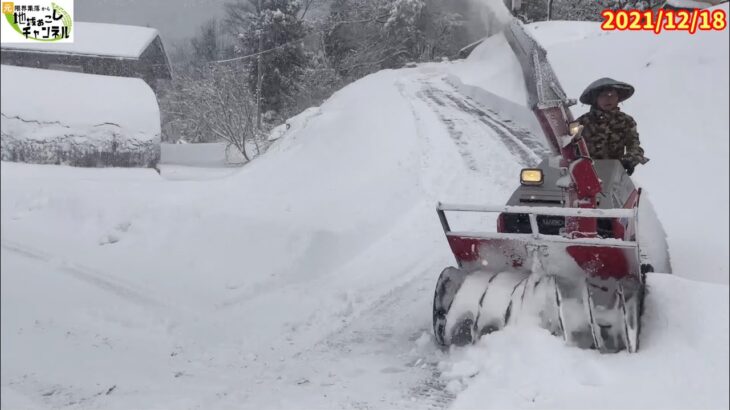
[576,107,648,167]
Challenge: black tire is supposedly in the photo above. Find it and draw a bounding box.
[433,266,469,346]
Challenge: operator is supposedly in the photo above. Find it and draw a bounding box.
[576,77,650,175]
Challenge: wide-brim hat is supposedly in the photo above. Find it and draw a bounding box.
[579,77,635,105]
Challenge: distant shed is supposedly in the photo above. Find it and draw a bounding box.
[0,22,171,92]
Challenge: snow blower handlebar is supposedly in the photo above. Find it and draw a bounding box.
[437,203,637,241]
[437,203,635,218]
[436,203,640,280]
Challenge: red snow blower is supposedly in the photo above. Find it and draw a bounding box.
[432,21,652,353]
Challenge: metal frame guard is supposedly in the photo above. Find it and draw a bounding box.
[436,202,641,280]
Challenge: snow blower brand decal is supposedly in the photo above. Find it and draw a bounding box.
[1,0,73,43]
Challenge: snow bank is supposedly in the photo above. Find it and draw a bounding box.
[0,57,525,407]
[442,275,729,410]
[268,106,322,142]
[1,21,159,59]
[0,66,444,407]
[1,65,160,167]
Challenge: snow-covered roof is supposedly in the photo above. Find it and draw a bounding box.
[1,64,160,136]
[0,22,160,59]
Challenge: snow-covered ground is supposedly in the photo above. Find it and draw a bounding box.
[2,6,728,410]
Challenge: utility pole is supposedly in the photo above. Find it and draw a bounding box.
[547,0,553,20]
[256,0,264,129]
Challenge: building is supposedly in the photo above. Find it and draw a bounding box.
[0,21,172,92]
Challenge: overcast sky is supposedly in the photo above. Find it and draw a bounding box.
[74,0,494,52]
[76,0,233,46]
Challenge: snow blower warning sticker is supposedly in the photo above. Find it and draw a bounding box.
[1,0,73,43]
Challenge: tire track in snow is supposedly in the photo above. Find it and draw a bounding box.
[355,269,454,410]
[1,239,164,308]
[419,82,545,167]
[386,74,557,408]
[286,257,455,410]
[418,88,481,172]
[440,91,550,161]
[416,88,479,171]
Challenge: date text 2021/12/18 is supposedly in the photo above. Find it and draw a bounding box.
[601,8,727,34]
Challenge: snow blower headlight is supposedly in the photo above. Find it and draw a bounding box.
[568,121,583,137]
[520,168,543,186]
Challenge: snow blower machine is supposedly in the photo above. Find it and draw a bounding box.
[432,133,651,353]
[432,22,652,354]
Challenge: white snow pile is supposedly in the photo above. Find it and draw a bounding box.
[440,275,729,409]
[0,69,460,410]
[1,65,160,167]
[267,107,322,142]
[1,5,728,410]
[1,21,160,59]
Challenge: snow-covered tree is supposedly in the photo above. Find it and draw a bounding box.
[324,0,468,80]
[224,0,307,117]
[161,65,266,160]
[190,20,235,64]
[295,50,344,111]
[159,0,482,151]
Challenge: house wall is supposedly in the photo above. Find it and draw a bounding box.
[139,37,172,81]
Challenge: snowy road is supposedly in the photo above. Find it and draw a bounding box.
[416,78,549,168]
[2,65,535,409]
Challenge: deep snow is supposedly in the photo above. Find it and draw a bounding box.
[1,6,728,410]
[1,65,160,136]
